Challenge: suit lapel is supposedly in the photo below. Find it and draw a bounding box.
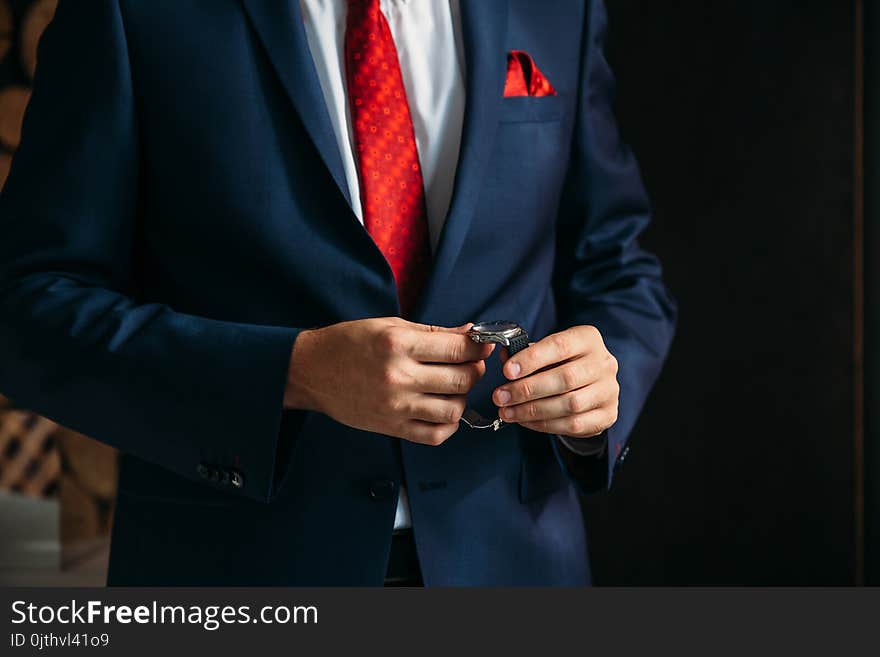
[414,0,509,321]
[239,0,352,206]
[240,0,509,319]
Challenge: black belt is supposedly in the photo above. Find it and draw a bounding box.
[384,529,423,587]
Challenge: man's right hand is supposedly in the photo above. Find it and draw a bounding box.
[283,318,494,446]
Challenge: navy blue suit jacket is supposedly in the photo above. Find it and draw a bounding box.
[0,0,675,585]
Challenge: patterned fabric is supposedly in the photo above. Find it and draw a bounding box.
[503,50,558,98]
[345,0,430,317]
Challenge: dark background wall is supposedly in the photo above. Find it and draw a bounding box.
[863,0,880,587]
[581,1,861,584]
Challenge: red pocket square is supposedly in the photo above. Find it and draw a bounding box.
[503,50,557,98]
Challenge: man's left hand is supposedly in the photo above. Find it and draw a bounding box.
[492,325,619,439]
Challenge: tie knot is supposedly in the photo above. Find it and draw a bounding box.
[346,0,382,33]
[349,0,380,11]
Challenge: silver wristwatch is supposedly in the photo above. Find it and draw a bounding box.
[460,320,530,431]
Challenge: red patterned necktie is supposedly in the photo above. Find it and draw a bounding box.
[345,0,430,318]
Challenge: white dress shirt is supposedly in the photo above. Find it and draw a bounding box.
[299,0,599,530]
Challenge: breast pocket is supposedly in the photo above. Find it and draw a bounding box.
[497,95,566,124]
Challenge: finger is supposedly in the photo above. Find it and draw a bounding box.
[493,358,600,406]
[433,322,474,334]
[408,331,494,363]
[518,408,616,438]
[403,420,459,447]
[417,322,473,333]
[406,394,468,425]
[498,383,612,423]
[503,326,599,380]
[415,361,485,395]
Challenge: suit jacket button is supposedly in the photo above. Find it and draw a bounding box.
[230,470,244,489]
[369,480,395,501]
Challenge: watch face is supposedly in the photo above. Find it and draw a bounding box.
[470,320,521,337]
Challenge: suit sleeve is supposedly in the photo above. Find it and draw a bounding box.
[0,1,301,503]
[550,0,677,494]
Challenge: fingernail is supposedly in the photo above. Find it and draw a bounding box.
[497,390,511,404]
[500,408,513,420]
[507,362,521,378]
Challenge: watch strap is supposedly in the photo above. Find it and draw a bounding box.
[506,331,530,356]
[461,409,507,431]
